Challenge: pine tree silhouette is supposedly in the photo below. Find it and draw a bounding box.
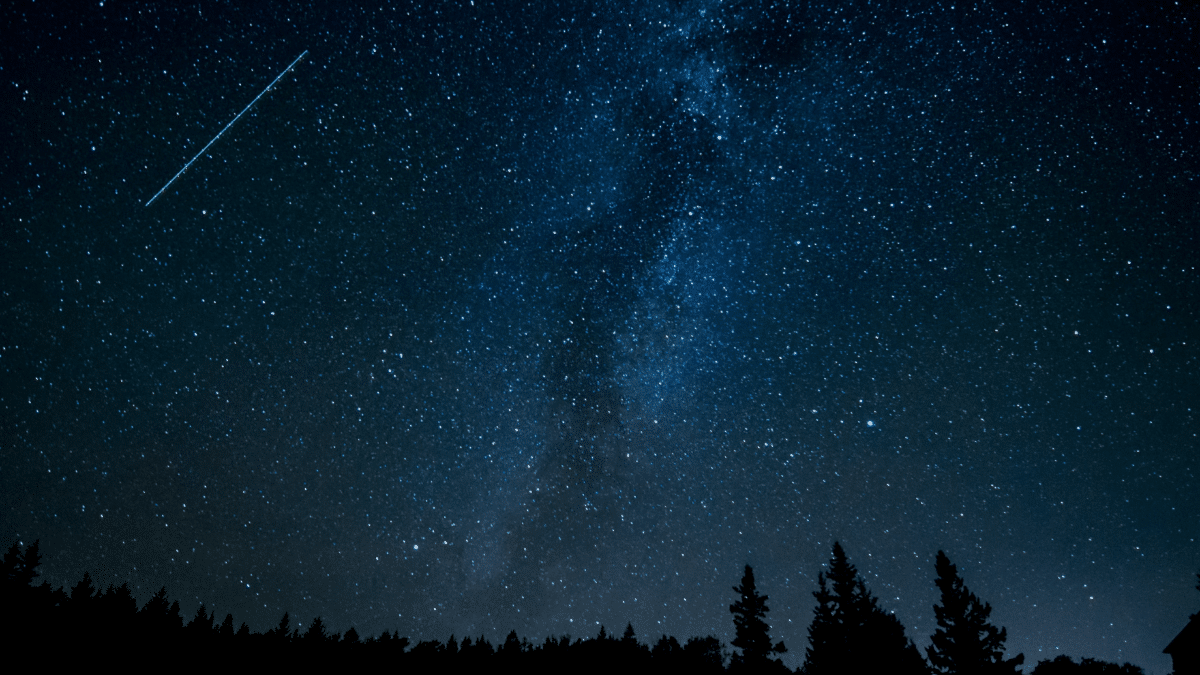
[928,551,1023,674]
[138,586,182,643]
[100,582,139,620]
[803,542,928,675]
[501,629,522,656]
[729,564,786,670]
[2,540,49,647]
[271,611,293,643]
[652,634,682,661]
[187,603,215,641]
[68,570,99,639]
[70,571,96,604]
[304,616,329,645]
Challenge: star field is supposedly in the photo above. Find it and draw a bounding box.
[1,2,1196,672]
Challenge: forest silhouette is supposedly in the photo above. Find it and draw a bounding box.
[1,539,1164,673]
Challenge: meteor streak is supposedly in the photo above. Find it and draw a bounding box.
[145,50,308,207]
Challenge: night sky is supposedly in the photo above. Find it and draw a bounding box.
[2,1,1196,672]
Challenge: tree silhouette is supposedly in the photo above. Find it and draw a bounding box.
[99,583,138,621]
[66,569,99,642]
[304,616,330,645]
[683,636,727,673]
[500,629,522,656]
[928,551,1023,674]
[70,570,96,604]
[652,634,681,661]
[187,603,215,640]
[729,564,786,670]
[270,611,294,643]
[803,542,928,675]
[1031,655,1145,675]
[2,540,54,647]
[139,586,183,642]
[2,536,1169,673]
[2,539,41,589]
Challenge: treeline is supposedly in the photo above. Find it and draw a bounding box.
[1,539,1151,673]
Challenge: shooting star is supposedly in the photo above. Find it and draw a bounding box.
[145,50,308,207]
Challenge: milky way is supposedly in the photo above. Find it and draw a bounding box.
[2,2,1196,672]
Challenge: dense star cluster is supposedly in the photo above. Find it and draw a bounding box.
[2,2,1195,672]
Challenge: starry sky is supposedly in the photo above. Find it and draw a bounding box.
[2,1,1196,672]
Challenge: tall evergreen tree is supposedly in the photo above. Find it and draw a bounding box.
[271,611,293,643]
[803,542,928,675]
[187,603,215,639]
[304,616,330,645]
[99,582,139,619]
[139,586,183,641]
[70,570,96,604]
[927,551,1023,675]
[729,564,786,669]
[500,629,522,655]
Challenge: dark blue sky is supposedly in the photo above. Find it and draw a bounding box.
[2,2,1196,672]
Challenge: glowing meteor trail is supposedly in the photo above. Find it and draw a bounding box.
[145,50,308,207]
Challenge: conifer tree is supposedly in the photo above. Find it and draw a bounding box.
[652,634,681,661]
[304,616,330,645]
[803,542,927,675]
[501,629,522,655]
[729,564,786,669]
[271,611,293,643]
[928,551,1023,675]
[70,571,96,604]
[187,603,215,638]
[140,587,172,620]
[139,586,182,639]
[100,582,139,619]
